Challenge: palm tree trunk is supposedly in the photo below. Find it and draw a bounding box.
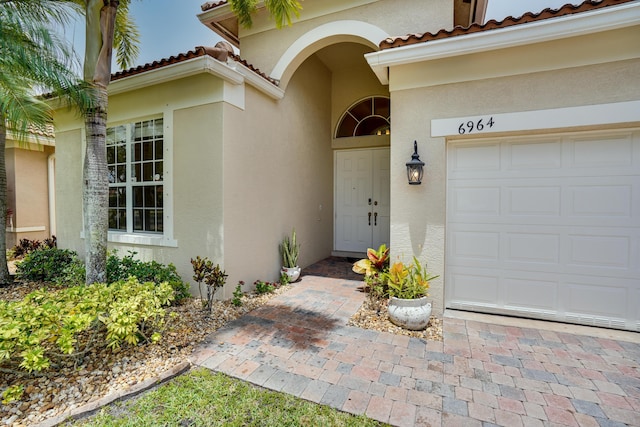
[83,1,119,284]
[0,114,13,284]
[83,87,108,284]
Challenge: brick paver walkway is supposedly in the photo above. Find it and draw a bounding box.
[190,273,640,427]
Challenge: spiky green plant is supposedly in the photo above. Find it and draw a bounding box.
[280,229,300,268]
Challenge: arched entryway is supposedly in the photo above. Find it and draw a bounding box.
[272,22,391,258]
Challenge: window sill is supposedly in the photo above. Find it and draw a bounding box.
[107,232,178,248]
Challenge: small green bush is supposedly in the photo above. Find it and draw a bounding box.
[11,236,56,259]
[16,247,79,282]
[190,256,228,312]
[16,248,189,302]
[254,280,276,294]
[108,251,189,302]
[231,282,244,307]
[0,278,174,375]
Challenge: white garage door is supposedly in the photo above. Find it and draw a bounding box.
[446,129,640,331]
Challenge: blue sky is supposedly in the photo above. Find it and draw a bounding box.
[64,0,583,72]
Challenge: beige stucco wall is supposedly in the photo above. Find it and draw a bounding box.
[54,57,335,297]
[238,0,453,79]
[54,73,227,292]
[222,54,334,297]
[390,57,640,315]
[54,128,84,256]
[5,145,53,248]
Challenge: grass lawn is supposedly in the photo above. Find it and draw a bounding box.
[66,368,386,426]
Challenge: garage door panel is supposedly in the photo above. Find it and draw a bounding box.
[448,143,500,176]
[507,186,561,216]
[449,272,499,305]
[450,230,500,260]
[505,232,560,264]
[508,139,562,170]
[504,277,558,311]
[450,186,500,216]
[446,130,640,331]
[568,134,634,169]
[562,282,627,318]
[567,183,634,219]
[568,234,630,269]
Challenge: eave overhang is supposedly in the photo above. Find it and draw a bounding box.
[365,1,640,85]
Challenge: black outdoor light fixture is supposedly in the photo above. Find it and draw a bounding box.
[406,140,425,185]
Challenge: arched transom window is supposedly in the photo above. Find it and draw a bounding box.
[336,96,390,138]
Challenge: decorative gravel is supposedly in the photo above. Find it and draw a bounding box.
[0,281,290,427]
[348,295,443,341]
[1,279,442,426]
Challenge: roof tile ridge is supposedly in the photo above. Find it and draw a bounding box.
[111,48,208,80]
[230,53,280,86]
[379,0,632,50]
[201,1,228,12]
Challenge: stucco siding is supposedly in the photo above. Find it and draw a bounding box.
[54,74,228,291]
[222,55,333,297]
[170,103,225,293]
[5,146,53,247]
[239,0,452,79]
[391,58,640,315]
[54,129,84,256]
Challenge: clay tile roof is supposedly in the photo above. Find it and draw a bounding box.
[380,0,636,50]
[201,1,228,12]
[111,47,210,81]
[27,124,55,139]
[229,53,279,85]
[111,47,279,86]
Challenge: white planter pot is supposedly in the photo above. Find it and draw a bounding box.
[281,266,301,282]
[388,296,432,330]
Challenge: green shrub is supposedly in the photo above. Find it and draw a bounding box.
[16,247,79,282]
[231,282,244,307]
[254,280,276,294]
[0,278,174,375]
[16,248,189,303]
[11,236,56,259]
[108,251,189,302]
[190,256,228,312]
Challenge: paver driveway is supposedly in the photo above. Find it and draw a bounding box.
[190,273,640,427]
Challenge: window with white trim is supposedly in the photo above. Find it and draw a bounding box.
[107,118,164,234]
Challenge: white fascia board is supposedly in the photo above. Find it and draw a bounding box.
[197,3,235,24]
[108,56,244,96]
[366,2,640,82]
[431,100,640,137]
[6,132,54,147]
[108,56,283,101]
[232,63,285,100]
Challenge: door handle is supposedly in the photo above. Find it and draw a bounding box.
[374,201,378,206]
[368,212,372,226]
[374,212,378,226]
[368,198,372,205]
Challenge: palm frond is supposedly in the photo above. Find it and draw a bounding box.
[113,2,140,70]
[229,0,260,29]
[264,0,302,28]
[0,0,95,142]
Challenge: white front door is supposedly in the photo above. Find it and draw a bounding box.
[335,148,390,253]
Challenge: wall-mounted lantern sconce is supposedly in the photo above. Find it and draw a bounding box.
[406,140,425,185]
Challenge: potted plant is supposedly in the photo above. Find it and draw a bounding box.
[280,229,301,282]
[352,244,390,297]
[383,256,439,330]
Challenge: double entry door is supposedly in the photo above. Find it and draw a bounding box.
[335,148,390,253]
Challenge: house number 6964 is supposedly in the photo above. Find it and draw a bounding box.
[458,117,495,134]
